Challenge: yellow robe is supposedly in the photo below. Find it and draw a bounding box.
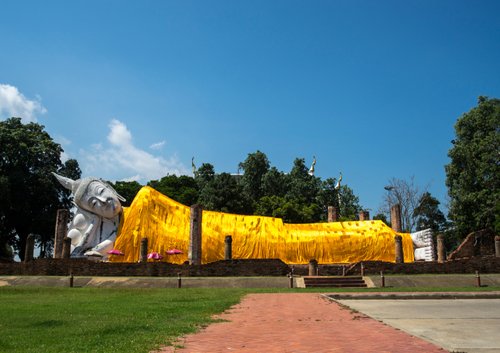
[110,186,414,264]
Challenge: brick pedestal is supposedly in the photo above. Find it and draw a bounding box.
[391,204,402,233]
[309,259,318,276]
[328,206,339,222]
[437,234,446,262]
[25,234,35,263]
[189,204,203,265]
[140,238,148,263]
[395,235,404,263]
[495,236,500,258]
[359,210,369,221]
[62,237,72,259]
[53,209,69,259]
[225,236,232,260]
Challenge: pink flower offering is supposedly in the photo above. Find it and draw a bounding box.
[166,249,183,255]
[147,252,164,260]
[107,250,125,256]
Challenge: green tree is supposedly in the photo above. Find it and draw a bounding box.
[284,158,320,205]
[109,180,143,207]
[445,96,500,237]
[338,184,363,221]
[413,192,448,234]
[316,178,339,222]
[199,172,248,214]
[195,163,216,192]
[0,118,81,260]
[260,167,287,199]
[253,195,321,223]
[148,175,199,207]
[373,213,391,227]
[238,151,270,203]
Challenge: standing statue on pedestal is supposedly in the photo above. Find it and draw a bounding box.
[52,173,125,260]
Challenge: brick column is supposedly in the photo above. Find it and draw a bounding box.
[62,237,72,259]
[53,209,69,259]
[308,259,318,276]
[437,234,446,262]
[328,206,339,222]
[25,234,35,263]
[495,236,500,258]
[391,204,402,233]
[359,210,369,221]
[224,236,232,260]
[189,204,203,265]
[140,238,148,263]
[394,235,404,263]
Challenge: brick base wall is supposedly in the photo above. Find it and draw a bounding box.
[3,256,500,277]
[0,258,290,277]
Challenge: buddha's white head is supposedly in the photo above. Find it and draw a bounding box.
[52,173,125,218]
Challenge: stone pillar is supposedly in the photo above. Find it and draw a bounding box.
[62,237,72,259]
[391,204,402,233]
[328,206,340,222]
[224,236,232,260]
[140,238,148,263]
[359,210,369,221]
[189,204,203,265]
[394,235,404,263]
[437,234,446,262]
[25,234,35,263]
[495,236,500,258]
[53,209,69,259]
[308,259,318,276]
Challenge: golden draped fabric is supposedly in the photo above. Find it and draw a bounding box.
[110,187,414,264]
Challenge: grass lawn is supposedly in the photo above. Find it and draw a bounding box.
[1,286,500,353]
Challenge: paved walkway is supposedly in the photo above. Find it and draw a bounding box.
[155,293,445,352]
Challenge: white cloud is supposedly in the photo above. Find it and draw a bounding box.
[80,119,190,183]
[150,141,165,150]
[60,151,69,163]
[0,84,47,123]
[54,134,71,146]
[121,175,141,182]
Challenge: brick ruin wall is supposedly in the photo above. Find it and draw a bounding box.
[447,228,497,260]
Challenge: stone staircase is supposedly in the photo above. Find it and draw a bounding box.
[303,276,367,288]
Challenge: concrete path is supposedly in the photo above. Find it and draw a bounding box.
[155,293,445,353]
[337,299,500,353]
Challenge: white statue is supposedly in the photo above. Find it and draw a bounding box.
[52,173,125,260]
[308,156,316,176]
[411,228,435,261]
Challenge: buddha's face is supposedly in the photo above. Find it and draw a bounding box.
[80,181,122,218]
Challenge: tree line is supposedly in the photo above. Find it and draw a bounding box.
[112,151,363,224]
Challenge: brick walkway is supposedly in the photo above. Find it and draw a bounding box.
[155,293,446,352]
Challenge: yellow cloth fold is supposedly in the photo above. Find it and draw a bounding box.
[110,187,414,264]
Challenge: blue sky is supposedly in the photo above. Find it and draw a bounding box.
[1,0,499,215]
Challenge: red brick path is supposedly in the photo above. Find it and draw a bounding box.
[156,293,446,352]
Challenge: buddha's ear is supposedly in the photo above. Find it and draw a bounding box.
[52,172,74,191]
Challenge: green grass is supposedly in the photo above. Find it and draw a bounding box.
[1,286,500,353]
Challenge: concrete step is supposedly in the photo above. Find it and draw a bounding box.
[303,276,367,288]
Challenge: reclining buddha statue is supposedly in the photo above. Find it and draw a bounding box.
[53,173,433,263]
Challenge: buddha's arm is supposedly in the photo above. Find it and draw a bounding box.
[72,217,100,256]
